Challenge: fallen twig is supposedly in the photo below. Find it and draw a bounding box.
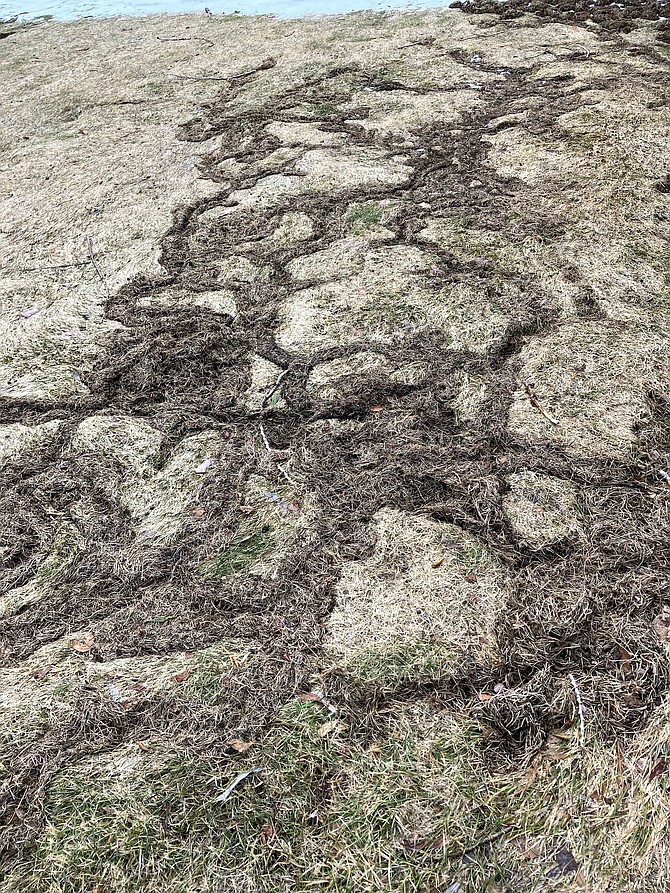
[86,236,110,299]
[157,35,215,47]
[214,767,263,803]
[259,423,274,455]
[460,825,517,859]
[18,261,91,274]
[259,424,297,488]
[262,368,289,407]
[568,673,585,746]
[174,58,276,83]
[524,381,559,426]
[277,462,298,488]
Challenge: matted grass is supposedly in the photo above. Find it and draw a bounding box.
[0,5,669,892]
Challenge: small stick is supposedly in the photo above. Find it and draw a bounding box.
[18,261,91,274]
[174,58,276,83]
[259,423,274,454]
[277,462,298,488]
[213,767,263,803]
[262,368,288,407]
[309,689,337,714]
[157,35,215,47]
[259,424,296,488]
[568,673,585,746]
[86,236,110,299]
[460,826,514,859]
[524,381,559,426]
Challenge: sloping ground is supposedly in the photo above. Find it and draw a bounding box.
[0,6,669,891]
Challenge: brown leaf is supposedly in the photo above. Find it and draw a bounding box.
[402,835,443,853]
[261,822,275,841]
[617,645,633,673]
[369,742,382,755]
[297,692,322,704]
[137,741,151,753]
[546,845,579,879]
[431,555,445,568]
[30,667,50,681]
[72,632,95,653]
[653,614,670,641]
[370,405,385,412]
[191,506,206,519]
[478,692,493,701]
[227,738,254,753]
[465,572,478,583]
[174,671,191,683]
[649,758,668,781]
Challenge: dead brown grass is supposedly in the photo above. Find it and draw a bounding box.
[0,6,669,892]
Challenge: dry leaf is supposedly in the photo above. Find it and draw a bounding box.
[617,645,633,673]
[370,405,385,412]
[297,692,322,704]
[228,738,254,753]
[317,719,340,738]
[431,555,445,568]
[369,742,382,755]
[261,822,275,841]
[465,572,478,583]
[72,632,94,653]
[30,667,50,681]
[174,671,191,683]
[296,690,337,713]
[478,692,493,701]
[546,845,579,878]
[402,835,443,853]
[653,613,670,640]
[137,741,151,753]
[191,506,206,519]
[649,758,668,781]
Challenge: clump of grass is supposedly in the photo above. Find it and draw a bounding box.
[348,642,457,691]
[307,101,340,119]
[346,202,383,233]
[198,530,275,580]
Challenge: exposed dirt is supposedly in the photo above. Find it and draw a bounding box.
[0,7,669,887]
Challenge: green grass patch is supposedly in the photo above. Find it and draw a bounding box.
[198,531,275,580]
[348,642,457,691]
[346,202,383,232]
